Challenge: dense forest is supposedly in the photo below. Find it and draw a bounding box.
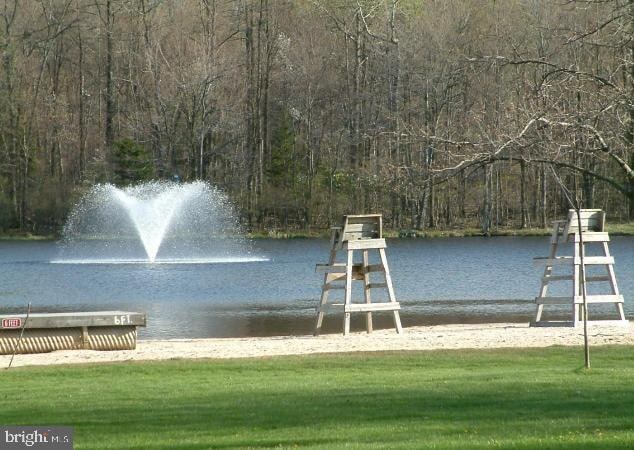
[0,0,632,235]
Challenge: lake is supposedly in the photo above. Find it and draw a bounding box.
[0,237,632,338]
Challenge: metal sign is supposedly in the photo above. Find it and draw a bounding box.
[2,318,23,329]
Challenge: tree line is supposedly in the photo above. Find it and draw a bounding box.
[0,0,632,235]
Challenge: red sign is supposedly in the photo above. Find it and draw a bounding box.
[2,318,22,329]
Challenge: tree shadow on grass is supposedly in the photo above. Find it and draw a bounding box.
[2,349,634,449]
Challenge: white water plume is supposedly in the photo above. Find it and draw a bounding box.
[56,181,264,264]
[110,184,196,262]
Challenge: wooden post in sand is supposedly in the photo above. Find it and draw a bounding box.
[532,209,626,327]
[314,214,403,336]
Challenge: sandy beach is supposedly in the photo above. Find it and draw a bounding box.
[0,321,632,369]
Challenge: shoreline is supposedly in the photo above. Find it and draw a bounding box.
[3,223,634,241]
[2,322,632,369]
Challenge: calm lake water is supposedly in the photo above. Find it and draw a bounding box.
[1,237,632,338]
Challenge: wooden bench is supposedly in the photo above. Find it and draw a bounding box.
[0,311,146,354]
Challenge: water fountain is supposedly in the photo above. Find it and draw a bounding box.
[54,181,266,264]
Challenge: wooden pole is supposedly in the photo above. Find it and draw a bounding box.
[6,302,31,370]
[549,166,590,369]
[575,207,590,369]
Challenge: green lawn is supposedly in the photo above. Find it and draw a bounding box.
[2,346,634,449]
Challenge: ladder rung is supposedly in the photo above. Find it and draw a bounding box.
[533,256,573,266]
[586,276,611,282]
[535,296,573,305]
[535,295,624,305]
[551,232,611,243]
[346,239,386,250]
[315,263,363,273]
[318,303,345,312]
[317,264,386,274]
[542,275,573,282]
[316,263,345,273]
[574,295,624,304]
[533,256,614,266]
[318,302,401,313]
[368,283,388,289]
[326,273,346,282]
[323,283,345,290]
[570,232,610,242]
[345,302,400,313]
[575,256,614,265]
[542,275,611,283]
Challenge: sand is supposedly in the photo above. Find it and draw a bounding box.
[1,322,633,368]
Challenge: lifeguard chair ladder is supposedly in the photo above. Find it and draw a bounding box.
[533,209,626,326]
[314,214,403,335]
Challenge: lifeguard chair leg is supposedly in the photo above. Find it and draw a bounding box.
[379,248,403,334]
[602,241,626,320]
[314,286,329,336]
[535,304,544,322]
[363,250,373,333]
[535,223,560,322]
[343,249,354,335]
[572,243,581,326]
[314,247,337,336]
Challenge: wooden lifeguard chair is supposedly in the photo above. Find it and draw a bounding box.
[533,209,626,326]
[314,214,403,335]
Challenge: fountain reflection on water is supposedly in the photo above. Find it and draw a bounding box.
[54,181,267,264]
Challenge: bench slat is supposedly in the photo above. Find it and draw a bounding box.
[0,311,146,329]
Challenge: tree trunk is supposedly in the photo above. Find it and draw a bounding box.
[105,0,114,152]
[520,160,528,228]
[459,171,466,220]
[78,22,86,179]
[540,163,547,228]
[428,177,435,228]
[244,1,257,226]
[481,165,492,236]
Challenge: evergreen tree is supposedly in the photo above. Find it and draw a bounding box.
[268,112,296,189]
[113,139,154,185]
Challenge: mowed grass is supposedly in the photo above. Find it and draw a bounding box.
[2,347,634,449]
